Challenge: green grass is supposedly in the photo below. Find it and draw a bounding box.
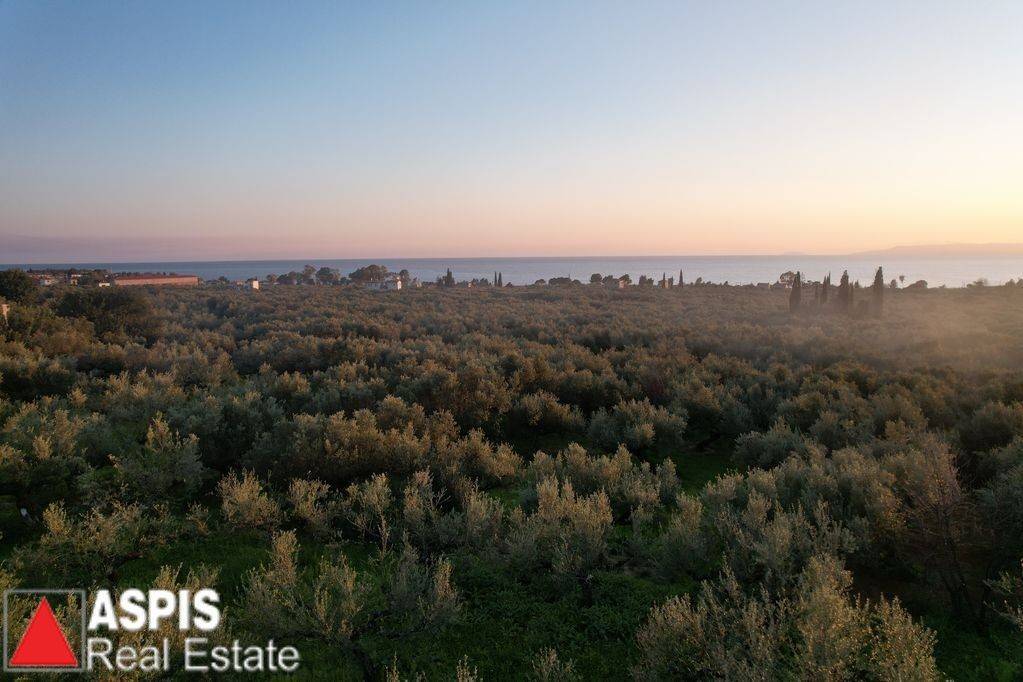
[503,430,583,461]
[929,614,1023,681]
[364,557,689,680]
[674,439,738,493]
[116,529,272,597]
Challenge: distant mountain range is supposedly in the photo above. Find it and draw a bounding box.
[850,243,1023,257]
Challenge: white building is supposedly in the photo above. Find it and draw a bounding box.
[362,278,402,291]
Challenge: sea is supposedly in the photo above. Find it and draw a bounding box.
[3,256,1022,288]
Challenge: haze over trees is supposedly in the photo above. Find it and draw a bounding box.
[0,280,1022,678]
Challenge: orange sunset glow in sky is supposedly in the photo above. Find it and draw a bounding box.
[1,2,1021,261]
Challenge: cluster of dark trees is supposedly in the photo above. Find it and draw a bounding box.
[260,265,698,289]
[0,269,38,303]
[433,269,506,287]
[264,264,413,286]
[263,265,510,288]
[789,266,893,317]
[1,281,1022,678]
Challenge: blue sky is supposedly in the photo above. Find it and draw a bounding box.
[1,1,1021,261]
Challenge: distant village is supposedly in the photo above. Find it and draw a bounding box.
[2,263,965,295]
[17,269,202,288]
[15,261,1023,298]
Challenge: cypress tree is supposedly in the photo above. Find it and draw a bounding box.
[789,271,802,312]
[838,270,850,310]
[821,273,830,303]
[872,266,884,316]
[678,270,684,288]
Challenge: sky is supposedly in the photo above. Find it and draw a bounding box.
[1,1,1021,262]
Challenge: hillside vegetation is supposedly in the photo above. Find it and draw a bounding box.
[2,283,1022,679]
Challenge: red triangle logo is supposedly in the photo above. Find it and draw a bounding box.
[8,597,79,668]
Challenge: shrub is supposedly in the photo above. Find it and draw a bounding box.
[588,399,687,453]
[387,540,461,631]
[401,470,448,546]
[511,391,586,433]
[271,410,432,486]
[460,480,505,551]
[977,438,1023,482]
[56,287,161,340]
[885,449,989,623]
[186,503,211,536]
[707,492,855,591]
[341,473,394,547]
[978,464,1023,561]
[375,395,430,432]
[528,444,678,522]
[237,530,368,644]
[758,447,903,559]
[456,656,480,682]
[15,501,181,582]
[322,410,430,482]
[659,493,707,577]
[508,477,613,576]
[733,419,813,469]
[633,555,939,681]
[112,415,204,501]
[401,470,488,552]
[433,430,522,489]
[307,551,368,645]
[218,470,282,530]
[0,404,94,511]
[287,478,336,537]
[959,401,1023,454]
[863,595,942,679]
[634,567,785,680]
[532,648,578,681]
[0,270,37,303]
[988,561,1023,631]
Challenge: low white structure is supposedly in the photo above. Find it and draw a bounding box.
[363,279,402,291]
